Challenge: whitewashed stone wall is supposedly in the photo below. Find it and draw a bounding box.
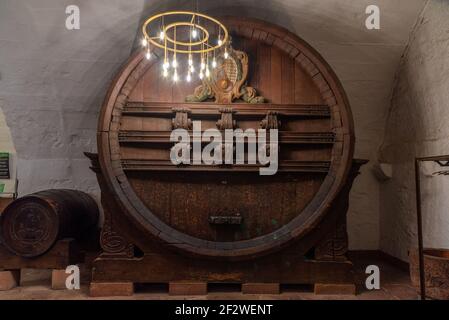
[379,0,449,261]
[0,0,145,201]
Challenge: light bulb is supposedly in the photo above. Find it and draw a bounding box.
[218,39,223,46]
[159,30,165,40]
[145,51,151,60]
[188,56,193,66]
[205,67,210,78]
[163,69,168,78]
[212,58,217,68]
[163,61,170,70]
[199,71,204,80]
[224,51,229,59]
[172,58,178,68]
[200,61,205,71]
[186,72,192,82]
[190,65,195,73]
[192,28,198,39]
[173,70,178,82]
[141,37,148,47]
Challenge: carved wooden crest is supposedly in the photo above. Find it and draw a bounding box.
[186,47,265,104]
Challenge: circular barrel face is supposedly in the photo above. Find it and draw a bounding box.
[97,17,354,260]
[0,199,59,257]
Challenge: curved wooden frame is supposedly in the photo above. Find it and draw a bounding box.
[97,17,355,260]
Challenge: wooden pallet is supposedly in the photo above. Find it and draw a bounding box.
[0,239,85,291]
[89,281,355,297]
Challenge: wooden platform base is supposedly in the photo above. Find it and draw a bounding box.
[90,251,355,297]
[51,269,69,290]
[90,282,134,297]
[0,268,80,291]
[314,283,356,295]
[242,283,280,294]
[0,270,20,291]
[0,239,85,291]
[0,239,83,270]
[169,282,207,295]
[89,281,357,296]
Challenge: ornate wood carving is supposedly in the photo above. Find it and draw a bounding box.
[2,202,53,256]
[260,111,280,129]
[315,159,368,262]
[99,203,134,259]
[85,152,134,259]
[315,219,349,262]
[216,107,236,130]
[186,47,265,104]
[172,107,192,130]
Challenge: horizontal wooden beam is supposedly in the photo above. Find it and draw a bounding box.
[123,102,331,118]
[118,131,335,145]
[120,159,330,173]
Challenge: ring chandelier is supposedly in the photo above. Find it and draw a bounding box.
[141,11,229,83]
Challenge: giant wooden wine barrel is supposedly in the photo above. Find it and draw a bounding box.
[96,17,354,261]
[0,189,99,258]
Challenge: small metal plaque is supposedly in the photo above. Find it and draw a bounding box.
[209,215,243,225]
[0,153,10,179]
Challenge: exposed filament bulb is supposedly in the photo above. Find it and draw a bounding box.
[173,70,178,82]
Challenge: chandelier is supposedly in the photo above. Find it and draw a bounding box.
[141,11,229,83]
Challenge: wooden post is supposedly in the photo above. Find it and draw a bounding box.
[414,158,426,300]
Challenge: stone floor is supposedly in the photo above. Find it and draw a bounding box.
[0,253,419,300]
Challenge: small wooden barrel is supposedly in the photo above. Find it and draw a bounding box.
[0,189,99,258]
